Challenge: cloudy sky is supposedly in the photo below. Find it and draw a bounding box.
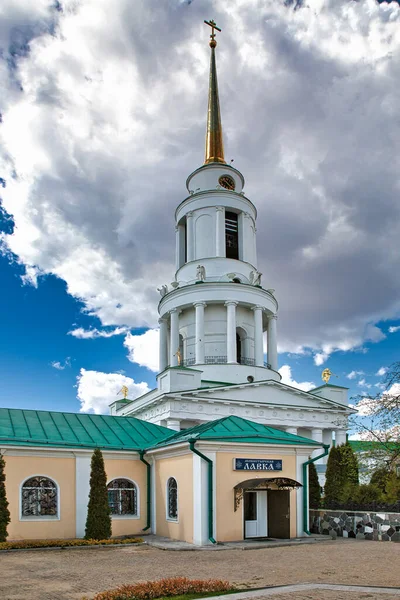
[1,0,399,415]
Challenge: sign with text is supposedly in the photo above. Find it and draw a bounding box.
[234,458,283,471]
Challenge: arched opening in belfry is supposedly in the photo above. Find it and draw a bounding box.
[236,327,249,365]
[179,334,184,365]
[225,211,239,260]
[236,333,241,363]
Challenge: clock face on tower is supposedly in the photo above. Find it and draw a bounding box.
[218,175,236,191]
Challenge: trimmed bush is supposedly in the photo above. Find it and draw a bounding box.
[353,484,383,505]
[383,471,400,504]
[0,452,10,542]
[0,537,143,551]
[87,577,233,600]
[308,461,321,509]
[85,448,112,540]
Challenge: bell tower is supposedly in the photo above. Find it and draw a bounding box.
[157,20,279,386]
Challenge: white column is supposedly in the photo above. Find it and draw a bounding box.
[169,309,179,367]
[286,427,298,435]
[242,212,252,264]
[75,455,91,538]
[166,419,181,431]
[193,453,209,545]
[335,429,347,447]
[252,305,264,367]
[267,314,278,370]
[159,318,168,372]
[225,301,238,363]
[194,302,206,364]
[186,211,194,262]
[215,207,225,257]
[311,428,323,462]
[323,429,333,463]
[175,226,180,271]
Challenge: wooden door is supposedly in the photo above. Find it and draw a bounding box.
[267,490,290,539]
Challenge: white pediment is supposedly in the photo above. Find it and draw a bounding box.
[181,380,351,412]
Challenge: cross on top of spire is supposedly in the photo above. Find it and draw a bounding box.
[204,19,221,48]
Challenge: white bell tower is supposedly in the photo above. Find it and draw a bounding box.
[157,20,279,386]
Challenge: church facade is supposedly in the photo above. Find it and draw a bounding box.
[1,22,354,545]
[111,21,353,475]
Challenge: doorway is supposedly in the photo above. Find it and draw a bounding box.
[243,491,267,538]
[267,490,290,538]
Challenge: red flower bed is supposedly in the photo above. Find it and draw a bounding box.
[88,576,233,600]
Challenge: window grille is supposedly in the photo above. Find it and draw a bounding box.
[107,479,138,515]
[21,476,57,517]
[167,477,178,520]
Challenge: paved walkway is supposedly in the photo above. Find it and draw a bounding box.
[0,540,399,599]
[212,584,400,599]
[144,534,332,550]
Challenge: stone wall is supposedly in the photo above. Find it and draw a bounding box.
[310,509,400,542]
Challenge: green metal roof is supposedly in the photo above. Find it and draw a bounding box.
[0,408,173,451]
[152,415,326,448]
[349,440,399,452]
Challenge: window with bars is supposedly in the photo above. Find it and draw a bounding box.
[107,479,138,516]
[167,477,178,520]
[21,476,58,518]
[225,211,239,259]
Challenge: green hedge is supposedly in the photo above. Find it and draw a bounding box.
[0,537,143,551]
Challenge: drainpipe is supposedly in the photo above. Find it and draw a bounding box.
[189,440,216,544]
[302,445,330,535]
[139,451,151,531]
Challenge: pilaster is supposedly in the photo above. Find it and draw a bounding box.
[194,302,207,364]
[225,301,238,364]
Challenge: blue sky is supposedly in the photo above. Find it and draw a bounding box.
[1,0,400,415]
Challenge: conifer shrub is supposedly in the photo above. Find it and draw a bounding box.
[0,452,10,542]
[85,448,112,540]
[323,443,360,508]
[308,461,321,509]
[339,442,359,486]
[323,446,343,508]
[86,577,233,600]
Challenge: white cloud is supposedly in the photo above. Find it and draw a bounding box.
[124,329,159,373]
[51,357,71,370]
[76,368,150,414]
[389,325,400,333]
[278,364,314,392]
[375,366,388,377]
[313,352,328,367]
[357,378,372,389]
[347,370,364,380]
[69,326,129,339]
[1,0,400,358]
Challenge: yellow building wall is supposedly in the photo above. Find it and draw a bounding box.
[105,458,148,537]
[4,454,76,540]
[155,453,193,543]
[215,450,298,542]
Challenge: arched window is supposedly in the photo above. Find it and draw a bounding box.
[107,479,138,516]
[167,477,178,521]
[236,333,242,363]
[21,476,58,518]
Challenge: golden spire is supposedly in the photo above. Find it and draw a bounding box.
[204,19,225,165]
